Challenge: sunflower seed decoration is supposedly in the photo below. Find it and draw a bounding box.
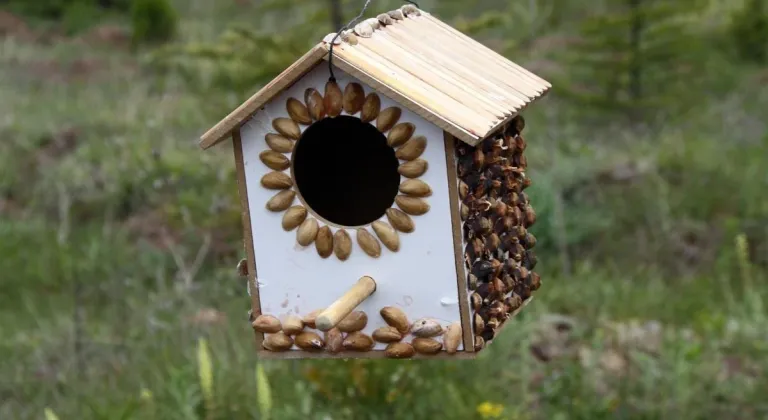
[260,81,431,260]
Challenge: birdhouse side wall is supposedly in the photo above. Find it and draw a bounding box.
[238,63,468,357]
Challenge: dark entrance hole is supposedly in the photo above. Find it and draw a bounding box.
[292,116,400,227]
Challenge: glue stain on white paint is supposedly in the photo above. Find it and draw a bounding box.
[440,297,459,306]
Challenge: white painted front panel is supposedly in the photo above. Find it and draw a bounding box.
[240,64,462,351]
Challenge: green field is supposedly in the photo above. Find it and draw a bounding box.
[1,0,767,419]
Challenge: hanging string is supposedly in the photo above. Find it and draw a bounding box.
[328,0,421,82]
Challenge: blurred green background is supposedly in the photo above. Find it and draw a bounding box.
[1,0,767,419]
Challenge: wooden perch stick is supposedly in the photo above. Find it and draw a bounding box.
[316,276,377,331]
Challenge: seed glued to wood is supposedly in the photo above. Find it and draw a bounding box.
[353,21,374,38]
[266,190,295,212]
[297,218,319,246]
[295,331,325,351]
[399,179,432,197]
[324,328,344,353]
[387,122,415,148]
[343,82,365,115]
[380,306,410,334]
[304,88,326,121]
[377,107,402,132]
[412,337,442,355]
[371,221,399,252]
[324,80,343,117]
[259,150,290,171]
[361,93,381,122]
[372,326,403,343]
[237,258,248,277]
[281,315,304,335]
[444,323,462,354]
[282,206,307,231]
[398,159,429,178]
[357,228,382,258]
[341,31,358,45]
[252,315,282,333]
[385,208,415,233]
[342,331,374,351]
[286,97,312,125]
[337,311,368,333]
[385,342,414,358]
[263,332,293,352]
[395,195,430,215]
[411,318,443,338]
[265,133,294,154]
[272,117,301,140]
[260,171,293,190]
[395,135,427,161]
[333,229,352,261]
[303,309,322,329]
[315,226,334,258]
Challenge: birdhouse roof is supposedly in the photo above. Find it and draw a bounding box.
[200,4,551,150]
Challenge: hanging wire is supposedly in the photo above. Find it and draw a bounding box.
[328,0,421,82]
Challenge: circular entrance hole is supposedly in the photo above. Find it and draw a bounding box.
[292,116,400,227]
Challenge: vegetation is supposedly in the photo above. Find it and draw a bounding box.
[130,0,177,45]
[1,0,767,419]
[729,0,768,64]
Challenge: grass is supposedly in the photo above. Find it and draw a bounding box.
[1,0,768,419]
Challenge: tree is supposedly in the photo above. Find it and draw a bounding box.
[729,0,768,64]
[557,0,707,123]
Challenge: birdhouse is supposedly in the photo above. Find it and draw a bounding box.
[200,4,551,359]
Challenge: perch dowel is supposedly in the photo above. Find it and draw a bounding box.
[316,276,377,331]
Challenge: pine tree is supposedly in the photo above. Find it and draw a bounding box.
[557,0,707,123]
[729,0,768,64]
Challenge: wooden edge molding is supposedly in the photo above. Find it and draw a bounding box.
[444,132,474,352]
[233,131,264,349]
[200,44,329,150]
[257,349,478,360]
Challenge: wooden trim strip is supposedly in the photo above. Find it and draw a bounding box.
[444,132,474,352]
[323,52,482,144]
[258,349,478,360]
[233,131,263,350]
[200,44,328,150]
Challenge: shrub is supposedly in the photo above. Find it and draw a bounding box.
[130,0,178,46]
[729,0,768,63]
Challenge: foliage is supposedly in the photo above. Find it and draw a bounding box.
[130,0,178,46]
[728,0,768,63]
[2,0,131,33]
[2,0,768,419]
[556,0,710,123]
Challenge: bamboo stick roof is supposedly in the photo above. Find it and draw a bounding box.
[200,4,551,150]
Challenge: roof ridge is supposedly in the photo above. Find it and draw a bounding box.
[322,4,423,46]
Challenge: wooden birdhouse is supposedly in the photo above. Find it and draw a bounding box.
[200,4,551,359]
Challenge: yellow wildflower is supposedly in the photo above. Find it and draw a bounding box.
[197,338,214,409]
[44,408,60,420]
[477,401,505,419]
[139,388,154,403]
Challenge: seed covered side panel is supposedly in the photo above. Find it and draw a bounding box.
[240,64,463,354]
